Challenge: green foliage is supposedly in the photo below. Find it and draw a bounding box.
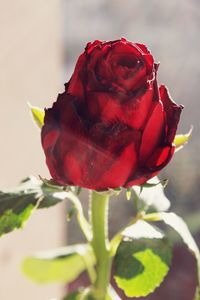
[0,176,72,236]
[63,291,81,300]
[143,211,200,299]
[158,212,200,294]
[22,244,95,284]
[63,291,84,300]
[29,103,45,129]
[194,287,200,300]
[114,221,172,297]
[158,212,200,263]
[0,198,35,236]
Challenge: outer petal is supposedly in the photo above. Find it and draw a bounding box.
[160,85,184,144]
[67,53,87,98]
[139,101,164,163]
[82,122,141,189]
[97,142,138,189]
[135,43,154,74]
[125,171,159,187]
[41,93,87,186]
[146,145,175,170]
[125,146,175,187]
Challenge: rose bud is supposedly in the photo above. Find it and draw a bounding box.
[41,38,183,190]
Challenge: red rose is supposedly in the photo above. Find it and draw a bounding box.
[41,38,183,190]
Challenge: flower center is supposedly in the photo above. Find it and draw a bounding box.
[118,56,139,69]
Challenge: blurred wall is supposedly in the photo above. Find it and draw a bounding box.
[0,1,65,299]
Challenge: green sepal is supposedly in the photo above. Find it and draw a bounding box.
[141,178,168,189]
[95,188,122,197]
[174,127,193,152]
[126,188,132,201]
[28,103,45,129]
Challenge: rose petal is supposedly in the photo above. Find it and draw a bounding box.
[125,146,174,187]
[87,83,155,130]
[125,171,158,187]
[139,101,164,163]
[64,153,82,186]
[146,145,175,170]
[68,53,87,98]
[160,85,184,144]
[42,129,60,150]
[98,142,138,189]
[135,43,154,73]
[85,40,102,54]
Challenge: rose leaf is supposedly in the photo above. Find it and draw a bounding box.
[157,212,200,297]
[0,176,73,236]
[22,244,95,284]
[114,220,172,297]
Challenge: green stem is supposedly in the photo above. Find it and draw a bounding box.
[90,191,111,300]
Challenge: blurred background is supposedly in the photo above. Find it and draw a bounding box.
[0,0,200,299]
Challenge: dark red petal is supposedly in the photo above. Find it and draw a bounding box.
[107,41,154,91]
[111,40,143,60]
[135,43,151,55]
[85,40,103,54]
[64,153,82,186]
[135,43,154,73]
[42,129,60,150]
[98,142,137,189]
[96,57,114,83]
[125,145,174,187]
[146,145,175,170]
[125,171,159,187]
[67,53,86,98]
[41,93,87,185]
[87,84,155,130]
[114,61,147,92]
[86,48,113,92]
[62,136,137,190]
[159,85,183,144]
[139,101,164,162]
[124,41,154,75]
